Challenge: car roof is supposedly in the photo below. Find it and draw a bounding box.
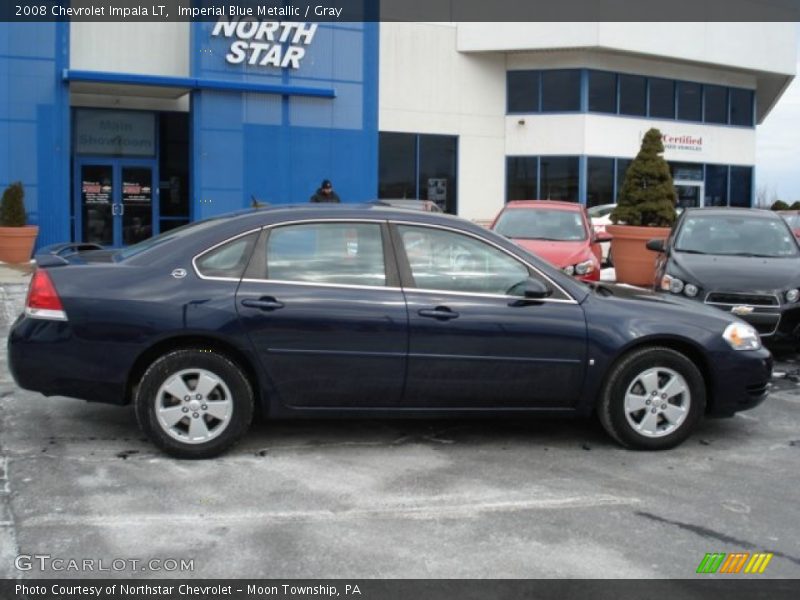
[681,207,779,219]
[504,200,582,212]
[189,203,476,231]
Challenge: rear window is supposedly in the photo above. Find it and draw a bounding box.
[116,217,225,261]
[195,233,258,279]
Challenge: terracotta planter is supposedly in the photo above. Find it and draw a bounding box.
[606,224,670,287]
[0,225,38,264]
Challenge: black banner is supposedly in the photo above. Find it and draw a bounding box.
[3,580,800,600]
[2,0,800,22]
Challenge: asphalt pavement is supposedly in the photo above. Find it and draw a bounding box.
[1,278,799,579]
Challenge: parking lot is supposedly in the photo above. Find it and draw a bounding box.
[1,279,799,579]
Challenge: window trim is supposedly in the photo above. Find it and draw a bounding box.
[192,218,578,303]
[192,228,263,282]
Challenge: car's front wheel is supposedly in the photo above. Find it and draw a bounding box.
[598,347,705,450]
[135,349,254,458]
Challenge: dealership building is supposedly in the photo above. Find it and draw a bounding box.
[0,21,796,249]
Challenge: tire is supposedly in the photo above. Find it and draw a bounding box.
[598,347,705,450]
[135,349,254,459]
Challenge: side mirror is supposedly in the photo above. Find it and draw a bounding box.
[594,232,612,243]
[646,238,666,253]
[507,277,552,301]
[520,277,552,299]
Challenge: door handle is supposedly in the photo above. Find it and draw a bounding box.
[241,297,285,311]
[418,307,459,320]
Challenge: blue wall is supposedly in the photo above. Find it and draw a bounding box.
[0,23,69,248]
[191,22,379,219]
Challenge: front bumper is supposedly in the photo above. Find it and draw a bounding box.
[707,346,772,417]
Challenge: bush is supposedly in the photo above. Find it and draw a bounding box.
[790,201,800,210]
[771,200,790,211]
[611,128,677,227]
[0,182,27,227]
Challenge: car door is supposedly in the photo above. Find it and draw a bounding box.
[235,220,408,408]
[391,222,588,409]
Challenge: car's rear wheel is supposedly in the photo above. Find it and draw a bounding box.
[135,349,254,459]
[598,347,705,450]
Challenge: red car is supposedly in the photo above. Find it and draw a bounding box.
[491,200,609,282]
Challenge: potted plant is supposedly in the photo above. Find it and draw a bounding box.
[0,182,39,264]
[606,128,677,286]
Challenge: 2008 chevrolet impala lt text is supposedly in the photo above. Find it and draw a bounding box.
[7,205,772,458]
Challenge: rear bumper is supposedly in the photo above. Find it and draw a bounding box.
[707,346,772,417]
[8,315,128,405]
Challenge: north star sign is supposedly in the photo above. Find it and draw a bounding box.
[211,19,318,69]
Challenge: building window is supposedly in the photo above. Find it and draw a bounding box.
[378,132,416,200]
[586,158,614,208]
[670,162,703,182]
[539,156,579,201]
[619,74,647,117]
[616,159,632,198]
[506,157,538,201]
[541,70,581,112]
[704,85,728,124]
[418,135,458,214]
[729,166,753,207]
[705,165,728,207]
[730,88,754,127]
[379,132,458,213]
[507,71,539,113]
[159,112,190,233]
[649,78,676,119]
[588,71,617,113]
[677,81,703,122]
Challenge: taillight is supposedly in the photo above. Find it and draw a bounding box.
[25,270,67,321]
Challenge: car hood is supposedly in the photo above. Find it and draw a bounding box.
[670,252,800,291]
[511,239,591,268]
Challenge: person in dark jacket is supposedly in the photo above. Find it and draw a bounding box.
[309,179,341,203]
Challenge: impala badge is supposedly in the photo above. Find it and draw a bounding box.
[731,305,754,316]
[171,268,187,279]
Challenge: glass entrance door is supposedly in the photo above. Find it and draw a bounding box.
[76,160,158,246]
[674,181,704,209]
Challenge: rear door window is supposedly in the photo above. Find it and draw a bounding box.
[265,222,387,287]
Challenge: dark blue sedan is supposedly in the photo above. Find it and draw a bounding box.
[8,205,772,458]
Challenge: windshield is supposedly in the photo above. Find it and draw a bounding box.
[494,208,588,241]
[115,217,226,260]
[781,213,800,229]
[675,215,799,257]
[587,204,615,219]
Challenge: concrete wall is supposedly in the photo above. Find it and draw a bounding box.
[379,22,507,221]
[70,22,190,77]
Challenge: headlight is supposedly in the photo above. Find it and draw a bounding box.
[563,260,595,277]
[723,322,762,351]
[786,289,799,303]
[684,283,699,298]
[661,274,684,294]
[574,260,595,276]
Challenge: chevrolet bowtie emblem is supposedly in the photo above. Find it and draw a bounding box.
[731,305,755,316]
